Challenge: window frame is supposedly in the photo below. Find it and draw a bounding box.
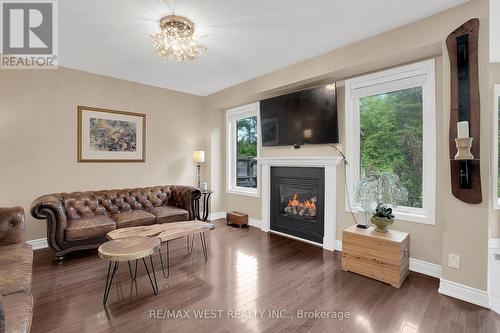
[493,84,500,209]
[226,102,261,198]
[344,59,436,225]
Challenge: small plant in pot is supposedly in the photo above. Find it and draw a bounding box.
[355,171,408,232]
[371,203,395,232]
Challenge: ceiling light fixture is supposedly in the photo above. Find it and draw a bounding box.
[151,15,207,63]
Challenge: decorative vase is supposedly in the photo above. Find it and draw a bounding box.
[370,216,394,233]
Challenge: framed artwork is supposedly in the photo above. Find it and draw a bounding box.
[77,106,146,162]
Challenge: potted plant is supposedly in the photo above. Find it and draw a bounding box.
[355,171,408,232]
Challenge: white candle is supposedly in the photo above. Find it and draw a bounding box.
[457,121,469,138]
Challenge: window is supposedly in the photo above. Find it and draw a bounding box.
[226,102,260,197]
[493,85,500,208]
[345,59,436,224]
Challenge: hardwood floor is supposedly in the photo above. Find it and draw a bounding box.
[31,219,500,332]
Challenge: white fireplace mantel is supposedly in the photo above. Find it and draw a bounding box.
[258,156,343,251]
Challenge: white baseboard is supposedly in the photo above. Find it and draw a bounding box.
[335,240,342,252]
[439,279,490,308]
[27,238,48,250]
[249,218,261,228]
[409,258,442,278]
[208,211,226,220]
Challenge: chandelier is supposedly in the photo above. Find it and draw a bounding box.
[151,15,207,62]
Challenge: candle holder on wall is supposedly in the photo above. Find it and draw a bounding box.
[454,138,474,160]
[454,137,473,189]
[447,18,482,203]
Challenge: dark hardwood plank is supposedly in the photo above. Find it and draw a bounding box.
[31,219,500,332]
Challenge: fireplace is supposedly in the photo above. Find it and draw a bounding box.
[270,167,325,243]
[260,157,341,251]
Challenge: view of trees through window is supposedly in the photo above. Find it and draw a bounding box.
[236,116,257,188]
[360,87,423,208]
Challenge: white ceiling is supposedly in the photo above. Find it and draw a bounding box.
[59,0,467,96]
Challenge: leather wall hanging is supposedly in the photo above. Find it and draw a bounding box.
[446,18,482,204]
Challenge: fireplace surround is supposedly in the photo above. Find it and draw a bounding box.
[259,156,343,251]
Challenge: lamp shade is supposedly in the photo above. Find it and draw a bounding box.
[193,150,205,163]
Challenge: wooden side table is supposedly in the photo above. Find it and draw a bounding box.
[194,190,213,221]
[341,225,410,288]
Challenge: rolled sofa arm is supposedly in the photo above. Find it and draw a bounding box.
[169,185,201,219]
[30,195,67,250]
[0,207,25,246]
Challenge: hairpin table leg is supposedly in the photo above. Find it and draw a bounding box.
[158,241,170,279]
[127,260,138,280]
[142,256,159,295]
[103,261,119,305]
[186,235,195,255]
[199,232,208,263]
[149,255,159,293]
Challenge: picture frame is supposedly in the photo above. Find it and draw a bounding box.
[77,106,146,162]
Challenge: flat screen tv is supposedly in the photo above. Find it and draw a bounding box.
[260,84,338,147]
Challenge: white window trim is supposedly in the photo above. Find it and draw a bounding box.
[493,85,500,209]
[226,102,261,198]
[344,59,436,225]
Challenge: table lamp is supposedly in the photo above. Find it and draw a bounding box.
[193,150,205,188]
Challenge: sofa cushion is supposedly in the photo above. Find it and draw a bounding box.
[0,243,32,295]
[65,216,116,241]
[111,210,156,228]
[2,292,32,333]
[147,206,189,224]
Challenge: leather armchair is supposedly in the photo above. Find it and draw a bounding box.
[0,207,33,333]
[0,207,26,246]
[31,185,201,260]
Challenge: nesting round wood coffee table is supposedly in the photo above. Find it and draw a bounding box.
[98,236,160,305]
[155,221,215,278]
[106,221,215,279]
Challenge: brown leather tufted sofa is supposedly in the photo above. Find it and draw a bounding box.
[31,185,201,260]
[0,207,33,333]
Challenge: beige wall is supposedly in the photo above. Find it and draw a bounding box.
[0,67,205,240]
[206,0,491,290]
[0,0,495,293]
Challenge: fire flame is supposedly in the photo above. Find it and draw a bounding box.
[287,193,316,209]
